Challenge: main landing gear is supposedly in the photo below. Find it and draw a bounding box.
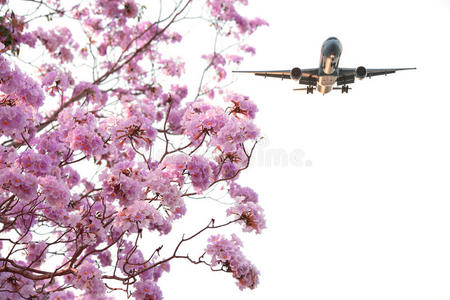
[341,85,349,93]
[306,86,314,94]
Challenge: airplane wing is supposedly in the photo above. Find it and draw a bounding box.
[233,69,319,84]
[337,67,416,85]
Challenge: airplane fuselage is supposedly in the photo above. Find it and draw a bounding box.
[317,37,343,94]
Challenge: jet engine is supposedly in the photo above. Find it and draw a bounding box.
[290,67,302,81]
[356,66,367,79]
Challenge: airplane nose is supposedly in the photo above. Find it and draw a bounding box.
[323,39,342,57]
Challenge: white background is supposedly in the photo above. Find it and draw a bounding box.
[158,0,450,299]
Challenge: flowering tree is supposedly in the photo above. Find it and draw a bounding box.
[0,0,267,298]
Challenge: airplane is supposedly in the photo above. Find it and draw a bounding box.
[233,37,416,94]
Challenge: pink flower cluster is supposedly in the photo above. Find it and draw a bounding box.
[187,155,213,191]
[225,92,258,119]
[0,12,36,49]
[19,149,58,176]
[227,201,265,233]
[202,53,227,81]
[0,271,36,299]
[0,167,38,201]
[229,182,258,203]
[114,200,171,234]
[58,107,107,157]
[0,54,45,140]
[39,175,71,208]
[227,183,265,233]
[48,291,75,300]
[0,55,45,108]
[0,104,27,138]
[34,130,67,159]
[111,114,157,151]
[0,145,18,169]
[132,280,163,300]
[26,241,47,267]
[100,161,146,206]
[116,241,170,283]
[182,99,259,153]
[69,260,106,296]
[72,81,107,105]
[215,117,259,152]
[159,58,185,78]
[146,168,186,219]
[206,0,268,35]
[162,153,188,185]
[40,65,74,96]
[35,27,78,63]
[206,234,260,290]
[96,0,139,20]
[181,100,227,142]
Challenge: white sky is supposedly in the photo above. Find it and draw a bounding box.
[158,0,450,299]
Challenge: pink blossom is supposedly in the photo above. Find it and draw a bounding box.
[100,163,146,206]
[39,176,71,208]
[181,100,228,142]
[225,92,258,119]
[72,81,106,104]
[0,55,45,108]
[40,65,74,95]
[114,200,164,233]
[171,32,182,43]
[19,149,57,176]
[159,58,185,77]
[61,166,81,188]
[162,153,189,175]
[239,44,256,55]
[26,241,47,267]
[49,291,75,300]
[34,129,67,158]
[0,105,27,137]
[0,167,38,201]
[70,260,106,296]
[214,117,259,152]
[123,0,139,18]
[226,54,244,64]
[96,0,120,17]
[227,201,266,233]
[206,234,259,290]
[229,182,258,203]
[41,70,57,86]
[97,251,112,267]
[35,27,78,63]
[0,145,18,169]
[187,155,212,192]
[67,125,106,157]
[202,53,228,81]
[0,271,36,298]
[132,280,163,300]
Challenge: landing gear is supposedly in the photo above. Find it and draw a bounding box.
[306,86,314,94]
[341,85,349,93]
